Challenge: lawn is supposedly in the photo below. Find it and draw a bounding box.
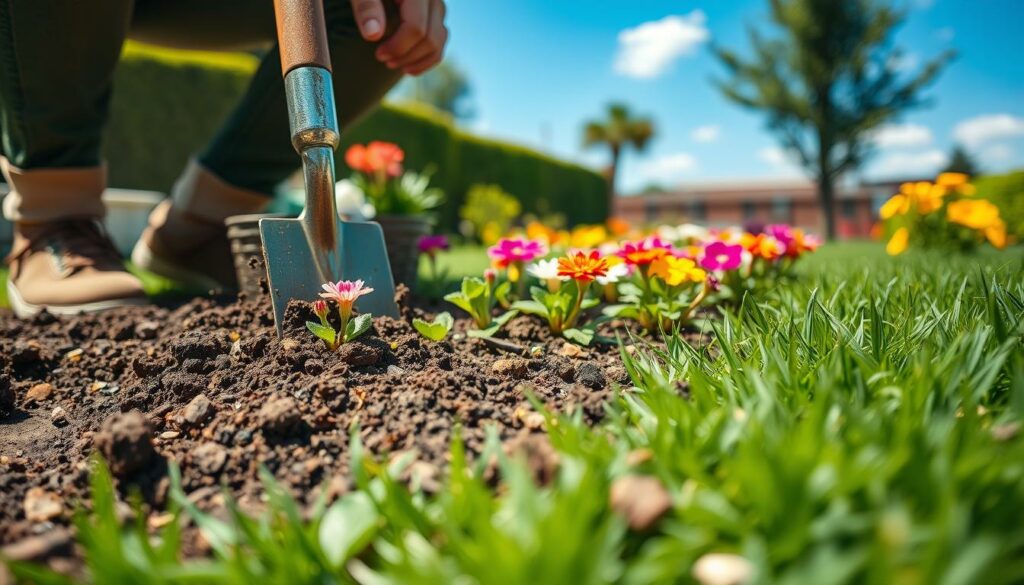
[5,241,1023,583]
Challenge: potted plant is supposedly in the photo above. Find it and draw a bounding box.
[342,141,444,285]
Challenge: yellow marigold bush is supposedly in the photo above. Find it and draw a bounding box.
[880,173,1009,255]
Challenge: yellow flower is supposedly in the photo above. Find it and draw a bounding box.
[947,199,1001,230]
[649,255,706,286]
[879,194,910,219]
[985,219,1008,249]
[569,225,608,249]
[915,185,945,214]
[936,172,969,187]
[886,227,909,256]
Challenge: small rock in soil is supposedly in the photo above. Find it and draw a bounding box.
[50,406,69,427]
[182,394,214,428]
[25,383,55,404]
[0,528,72,562]
[609,474,672,532]
[258,397,303,436]
[492,358,530,378]
[190,442,228,475]
[93,411,158,477]
[501,432,560,486]
[23,488,63,523]
[575,363,606,389]
[134,320,160,340]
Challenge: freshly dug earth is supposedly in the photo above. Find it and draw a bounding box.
[0,287,635,563]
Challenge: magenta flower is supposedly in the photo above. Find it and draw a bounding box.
[312,299,329,320]
[417,234,450,256]
[487,238,548,268]
[699,241,744,271]
[765,224,795,247]
[706,274,721,292]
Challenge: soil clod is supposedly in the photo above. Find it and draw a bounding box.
[93,411,159,477]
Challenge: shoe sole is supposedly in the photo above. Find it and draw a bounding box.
[131,239,225,292]
[6,279,148,319]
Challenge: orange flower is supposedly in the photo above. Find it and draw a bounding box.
[345,141,404,177]
[649,255,706,286]
[557,250,609,282]
[740,233,783,261]
[947,199,1000,230]
[985,219,1008,249]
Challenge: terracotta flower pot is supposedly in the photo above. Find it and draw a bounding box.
[375,214,433,286]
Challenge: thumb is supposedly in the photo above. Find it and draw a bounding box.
[350,0,387,41]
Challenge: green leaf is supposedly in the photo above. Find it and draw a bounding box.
[461,276,487,299]
[306,321,336,346]
[413,312,454,342]
[512,300,549,317]
[318,491,380,568]
[467,310,518,338]
[443,291,474,314]
[494,280,512,304]
[581,297,601,310]
[562,327,595,346]
[344,313,374,342]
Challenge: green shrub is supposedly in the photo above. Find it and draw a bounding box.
[104,44,607,230]
[459,183,522,243]
[976,169,1024,240]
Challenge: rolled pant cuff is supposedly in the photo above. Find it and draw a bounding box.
[1,157,107,222]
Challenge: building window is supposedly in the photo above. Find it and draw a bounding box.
[741,200,757,220]
[771,197,791,222]
[645,200,658,222]
[689,200,706,221]
[840,199,856,218]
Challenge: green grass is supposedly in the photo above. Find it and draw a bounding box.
[5,244,1024,584]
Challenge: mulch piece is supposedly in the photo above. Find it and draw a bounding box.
[0,286,666,564]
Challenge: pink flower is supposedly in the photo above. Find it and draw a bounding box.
[417,234,450,256]
[312,299,329,320]
[320,279,374,309]
[699,241,744,271]
[487,238,548,268]
[765,224,795,248]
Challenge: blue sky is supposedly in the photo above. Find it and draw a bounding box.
[432,0,1024,193]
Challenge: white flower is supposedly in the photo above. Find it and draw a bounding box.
[676,223,710,243]
[656,224,681,241]
[335,179,375,221]
[526,258,566,281]
[692,553,753,585]
[596,262,630,286]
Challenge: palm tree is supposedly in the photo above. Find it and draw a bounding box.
[583,103,655,217]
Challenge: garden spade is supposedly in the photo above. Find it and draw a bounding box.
[261,0,399,336]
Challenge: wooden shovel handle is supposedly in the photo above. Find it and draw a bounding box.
[273,0,332,75]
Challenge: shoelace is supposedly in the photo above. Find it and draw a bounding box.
[5,220,123,275]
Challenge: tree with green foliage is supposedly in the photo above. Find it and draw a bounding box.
[582,103,655,216]
[715,0,952,239]
[943,144,980,177]
[395,60,474,120]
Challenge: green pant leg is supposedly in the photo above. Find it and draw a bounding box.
[196,0,403,195]
[0,0,132,168]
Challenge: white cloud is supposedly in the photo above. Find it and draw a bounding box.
[758,146,790,166]
[869,123,933,149]
[638,152,697,183]
[981,143,1014,162]
[870,149,947,178]
[614,12,710,79]
[691,125,720,143]
[954,114,1024,148]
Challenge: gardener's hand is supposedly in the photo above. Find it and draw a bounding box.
[350,0,448,76]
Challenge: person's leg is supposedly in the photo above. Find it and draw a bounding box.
[130,0,403,289]
[0,0,145,316]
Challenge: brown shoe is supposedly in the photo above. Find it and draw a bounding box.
[131,160,269,292]
[5,220,146,318]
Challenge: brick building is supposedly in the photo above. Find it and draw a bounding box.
[615,178,915,239]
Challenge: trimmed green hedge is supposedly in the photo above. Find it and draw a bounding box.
[105,43,607,229]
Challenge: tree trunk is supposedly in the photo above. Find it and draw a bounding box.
[606,145,620,220]
[818,172,837,241]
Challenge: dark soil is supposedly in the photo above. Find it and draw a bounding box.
[0,287,644,565]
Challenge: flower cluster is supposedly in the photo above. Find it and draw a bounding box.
[306,280,375,350]
[343,141,443,216]
[880,173,1008,255]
